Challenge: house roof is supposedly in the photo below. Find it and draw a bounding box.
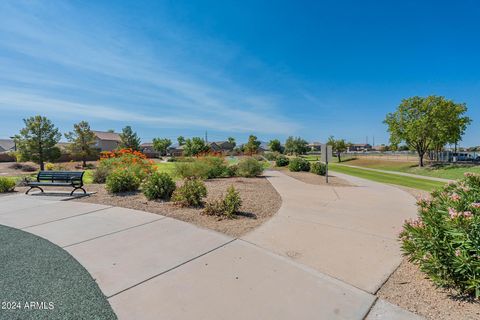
[93,131,121,141]
[141,142,153,147]
[0,139,15,152]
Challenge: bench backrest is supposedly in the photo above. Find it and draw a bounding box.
[37,171,84,185]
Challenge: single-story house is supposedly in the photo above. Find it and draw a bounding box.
[140,142,161,158]
[167,144,184,157]
[209,141,235,153]
[93,131,121,152]
[348,143,372,152]
[0,139,15,153]
[308,142,322,152]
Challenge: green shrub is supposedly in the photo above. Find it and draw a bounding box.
[174,161,209,179]
[0,177,16,193]
[310,162,327,175]
[400,173,480,298]
[167,157,177,162]
[236,157,264,177]
[199,156,228,178]
[93,165,111,183]
[288,157,310,172]
[253,154,265,162]
[225,164,238,177]
[264,152,279,161]
[203,185,242,218]
[172,178,207,207]
[105,169,141,193]
[142,172,176,200]
[275,155,289,167]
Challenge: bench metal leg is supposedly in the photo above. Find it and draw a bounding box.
[25,186,44,195]
[70,187,87,196]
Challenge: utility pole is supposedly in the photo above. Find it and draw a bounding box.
[205,131,208,143]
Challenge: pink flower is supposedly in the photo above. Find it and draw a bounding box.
[450,193,461,201]
[455,249,461,257]
[472,203,480,209]
[448,208,458,219]
[462,211,473,219]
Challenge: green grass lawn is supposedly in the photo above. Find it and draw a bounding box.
[339,158,480,180]
[329,163,446,191]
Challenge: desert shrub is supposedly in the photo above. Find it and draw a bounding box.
[264,152,279,161]
[105,169,141,193]
[100,149,154,182]
[203,185,242,218]
[92,165,111,183]
[0,177,16,193]
[275,155,290,167]
[288,157,310,172]
[400,173,480,298]
[199,156,228,178]
[8,163,37,172]
[236,158,264,177]
[225,164,238,177]
[310,162,327,175]
[174,161,209,179]
[45,163,55,171]
[142,172,176,200]
[253,154,265,162]
[172,178,207,207]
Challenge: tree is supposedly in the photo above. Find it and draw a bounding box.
[384,96,471,167]
[152,138,172,156]
[284,136,309,155]
[327,136,347,162]
[13,115,61,170]
[268,139,283,153]
[183,137,210,156]
[244,135,261,155]
[119,126,141,151]
[64,121,97,167]
[227,137,236,148]
[177,136,185,146]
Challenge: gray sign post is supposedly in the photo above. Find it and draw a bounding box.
[321,144,333,183]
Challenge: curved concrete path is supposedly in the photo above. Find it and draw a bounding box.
[0,171,422,320]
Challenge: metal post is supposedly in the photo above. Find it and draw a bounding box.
[326,157,329,184]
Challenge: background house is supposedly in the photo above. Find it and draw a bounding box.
[209,141,235,153]
[348,143,372,152]
[141,142,161,158]
[0,139,15,153]
[93,131,121,152]
[308,141,322,152]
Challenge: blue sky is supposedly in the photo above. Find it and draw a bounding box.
[0,0,479,146]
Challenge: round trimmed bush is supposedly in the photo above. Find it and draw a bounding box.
[275,155,289,167]
[288,157,310,172]
[310,162,327,176]
[0,177,15,193]
[237,157,264,177]
[172,178,207,207]
[142,172,176,200]
[400,173,480,298]
[105,169,141,193]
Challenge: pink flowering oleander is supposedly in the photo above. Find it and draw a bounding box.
[462,211,473,219]
[449,207,458,219]
[450,193,461,201]
[472,203,480,209]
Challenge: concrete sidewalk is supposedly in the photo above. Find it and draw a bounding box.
[334,163,454,183]
[0,183,421,320]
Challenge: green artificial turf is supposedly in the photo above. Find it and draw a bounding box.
[0,225,117,320]
[328,163,445,191]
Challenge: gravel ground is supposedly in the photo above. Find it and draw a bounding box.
[273,167,354,186]
[0,225,116,320]
[75,177,282,238]
[378,259,480,320]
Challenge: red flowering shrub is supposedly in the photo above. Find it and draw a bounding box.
[96,149,154,183]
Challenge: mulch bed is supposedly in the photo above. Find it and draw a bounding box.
[74,177,282,238]
[377,259,480,320]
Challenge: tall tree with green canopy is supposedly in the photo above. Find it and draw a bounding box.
[64,121,97,167]
[244,135,261,155]
[183,137,210,156]
[284,136,309,155]
[152,138,172,156]
[268,139,283,153]
[119,126,141,151]
[327,136,347,162]
[384,96,471,167]
[227,137,236,148]
[14,115,62,170]
[177,136,185,146]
